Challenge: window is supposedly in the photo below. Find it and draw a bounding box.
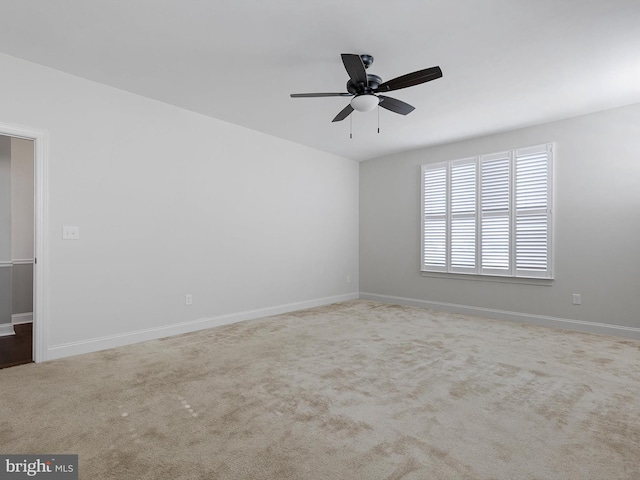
[421,143,553,279]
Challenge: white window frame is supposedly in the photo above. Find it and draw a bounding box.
[421,143,553,279]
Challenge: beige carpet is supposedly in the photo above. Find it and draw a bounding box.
[1,300,639,479]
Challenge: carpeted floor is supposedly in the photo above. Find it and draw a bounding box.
[1,300,639,479]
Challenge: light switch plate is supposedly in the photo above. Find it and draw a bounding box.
[63,226,80,240]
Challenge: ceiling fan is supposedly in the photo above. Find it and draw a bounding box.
[290,54,442,122]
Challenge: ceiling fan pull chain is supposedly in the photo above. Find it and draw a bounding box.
[350,115,353,139]
[378,105,380,134]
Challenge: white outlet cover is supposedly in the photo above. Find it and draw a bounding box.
[63,226,80,240]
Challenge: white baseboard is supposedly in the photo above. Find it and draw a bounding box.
[12,312,33,325]
[359,292,640,340]
[0,323,16,337]
[47,293,359,361]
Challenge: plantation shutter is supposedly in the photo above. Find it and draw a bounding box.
[450,160,476,273]
[480,153,511,275]
[515,144,553,278]
[422,164,447,272]
[420,143,552,279]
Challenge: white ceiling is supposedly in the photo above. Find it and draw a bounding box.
[0,0,639,161]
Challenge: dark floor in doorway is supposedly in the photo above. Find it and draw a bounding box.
[0,323,33,369]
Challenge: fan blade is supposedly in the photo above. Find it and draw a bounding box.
[376,66,442,93]
[378,96,415,115]
[290,92,352,98]
[341,54,368,87]
[332,104,354,122]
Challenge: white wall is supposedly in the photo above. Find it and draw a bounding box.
[0,53,359,359]
[360,103,640,336]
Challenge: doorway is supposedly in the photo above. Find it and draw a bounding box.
[0,135,34,367]
[0,123,48,366]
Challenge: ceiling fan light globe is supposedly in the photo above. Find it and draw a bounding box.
[351,94,379,112]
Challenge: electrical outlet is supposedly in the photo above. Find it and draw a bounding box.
[62,226,80,240]
[185,294,193,306]
[572,294,581,305]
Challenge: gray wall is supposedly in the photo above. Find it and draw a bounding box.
[0,136,11,327]
[10,137,34,316]
[0,136,34,327]
[12,264,33,315]
[360,103,640,331]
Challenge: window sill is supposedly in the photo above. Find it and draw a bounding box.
[420,271,554,286]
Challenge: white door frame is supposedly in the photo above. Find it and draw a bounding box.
[0,122,49,362]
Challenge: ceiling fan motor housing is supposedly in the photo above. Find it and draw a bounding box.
[347,74,382,94]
